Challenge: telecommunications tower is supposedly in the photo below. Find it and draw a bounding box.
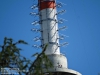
[31,0,82,75]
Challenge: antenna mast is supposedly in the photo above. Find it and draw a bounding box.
[31,0,82,75]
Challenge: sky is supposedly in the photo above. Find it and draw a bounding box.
[0,0,100,75]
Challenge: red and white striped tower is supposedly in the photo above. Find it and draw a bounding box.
[38,0,82,75]
[38,0,60,55]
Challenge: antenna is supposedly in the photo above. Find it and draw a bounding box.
[30,12,39,16]
[59,33,69,38]
[58,26,67,31]
[31,28,41,32]
[31,20,40,25]
[57,19,64,24]
[57,18,67,24]
[60,42,69,47]
[56,10,66,15]
[56,3,62,8]
[57,1,67,6]
[33,36,41,42]
[31,4,38,9]
[32,44,41,49]
[29,0,82,75]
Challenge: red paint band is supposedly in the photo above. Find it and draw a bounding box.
[39,1,56,10]
[39,0,55,2]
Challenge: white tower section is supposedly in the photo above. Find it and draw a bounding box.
[38,0,60,55]
[38,0,82,75]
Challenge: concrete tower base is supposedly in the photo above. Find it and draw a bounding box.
[43,54,81,75]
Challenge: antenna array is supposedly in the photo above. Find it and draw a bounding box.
[30,0,68,53]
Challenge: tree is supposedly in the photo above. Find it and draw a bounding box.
[0,37,53,75]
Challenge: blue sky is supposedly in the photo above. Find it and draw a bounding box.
[0,0,100,75]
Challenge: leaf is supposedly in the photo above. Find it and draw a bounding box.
[1,46,4,50]
[22,64,28,70]
[7,38,13,42]
[18,40,28,44]
[18,48,22,50]
[42,44,48,53]
[23,57,26,60]
[18,62,24,70]
[32,53,39,57]
[4,37,7,45]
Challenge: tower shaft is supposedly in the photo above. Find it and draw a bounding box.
[38,0,60,54]
[38,0,82,75]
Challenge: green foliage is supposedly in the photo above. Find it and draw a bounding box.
[26,44,53,75]
[0,37,31,75]
[0,37,53,75]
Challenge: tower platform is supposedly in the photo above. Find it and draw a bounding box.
[43,54,82,75]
